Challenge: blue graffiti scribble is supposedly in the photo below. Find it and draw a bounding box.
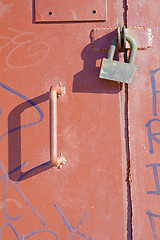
[0,161,46,226]
[150,68,160,117]
[0,82,44,140]
[146,163,160,195]
[24,229,59,239]
[0,222,20,240]
[0,108,2,115]
[14,161,28,185]
[0,221,59,240]
[0,163,96,239]
[145,118,160,154]
[146,210,160,240]
[16,161,51,182]
[54,203,96,240]
[0,83,97,239]
[0,161,23,221]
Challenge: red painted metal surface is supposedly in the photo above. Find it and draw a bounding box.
[127,1,160,240]
[0,0,127,239]
[49,84,66,167]
[35,0,107,22]
[91,27,153,51]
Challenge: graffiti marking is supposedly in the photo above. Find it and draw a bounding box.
[54,204,95,240]
[0,28,50,68]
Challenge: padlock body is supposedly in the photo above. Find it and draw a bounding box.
[99,58,138,84]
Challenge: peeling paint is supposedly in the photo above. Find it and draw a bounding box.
[147,28,153,48]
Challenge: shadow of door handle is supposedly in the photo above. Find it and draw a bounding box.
[49,83,66,168]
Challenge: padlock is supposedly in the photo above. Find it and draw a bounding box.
[99,33,138,84]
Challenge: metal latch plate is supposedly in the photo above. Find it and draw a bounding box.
[35,0,107,22]
[91,27,153,51]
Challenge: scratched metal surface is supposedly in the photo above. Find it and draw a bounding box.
[35,0,107,22]
[127,1,160,239]
[99,59,138,84]
[0,0,126,239]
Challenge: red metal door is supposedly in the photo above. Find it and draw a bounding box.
[0,0,139,239]
[127,1,160,240]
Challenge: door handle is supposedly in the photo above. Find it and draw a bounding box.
[49,83,66,168]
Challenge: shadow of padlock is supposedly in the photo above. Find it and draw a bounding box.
[99,33,138,84]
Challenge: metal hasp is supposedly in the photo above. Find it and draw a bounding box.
[99,33,138,84]
[49,83,66,168]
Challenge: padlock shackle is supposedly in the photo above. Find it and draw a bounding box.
[126,33,137,64]
[107,35,117,60]
[107,33,137,64]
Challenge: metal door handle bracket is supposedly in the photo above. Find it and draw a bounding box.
[50,83,66,168]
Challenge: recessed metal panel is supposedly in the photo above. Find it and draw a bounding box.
[35,0,107,22]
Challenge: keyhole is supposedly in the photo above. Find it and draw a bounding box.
[49,11,53,15]
[92,10,96,14]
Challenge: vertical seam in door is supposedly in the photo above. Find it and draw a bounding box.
[119,81,133,240]
[119,68,133,240]
[125,83,133,240]
[118,0,132,239]
[123,0,128,27]
[124,0,133,239]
